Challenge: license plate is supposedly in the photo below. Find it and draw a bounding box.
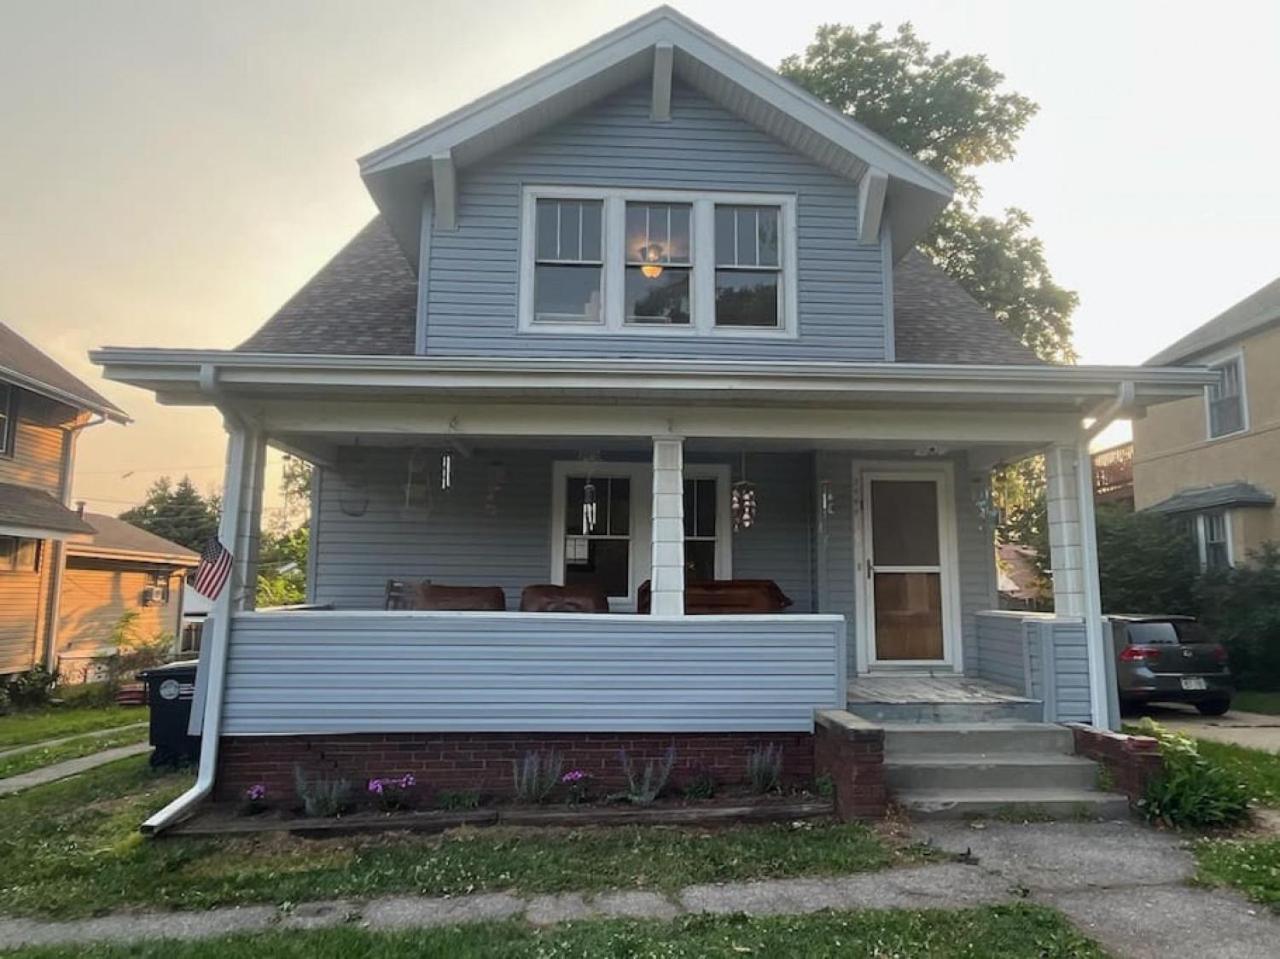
[1181,677,1208,691]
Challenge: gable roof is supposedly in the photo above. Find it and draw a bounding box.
[67,512,200,566]
[0,323,128,422]
[0,480,96,539]
[1146,275,1280,366]
[236,216,1038,365]
[359,6,953,264]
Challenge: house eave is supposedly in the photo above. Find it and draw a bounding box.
[91,348,1216,413]
[65,545,200,567]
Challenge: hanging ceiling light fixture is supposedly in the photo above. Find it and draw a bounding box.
[639,243,665,279]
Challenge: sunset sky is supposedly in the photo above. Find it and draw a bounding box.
[2,0,1277,524]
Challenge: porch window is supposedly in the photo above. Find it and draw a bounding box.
[532,198,604,324]
[714,205,782,328]
[563,476,631,599]
[1206,355,1246,438]
[683,477,718,579]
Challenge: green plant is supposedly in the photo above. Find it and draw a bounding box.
[1195,544,1280,689]
[293,765,353,817]
[747,743,784,795]
[0,683,10,714]
[815,773,835,800]
[616,745,676,805]
[683,768,716,800]
[1096,504,1200,615]
[6,665,60,707]
[511,750,562,804]
[1135,719,1250,828]
[435,789,482,811]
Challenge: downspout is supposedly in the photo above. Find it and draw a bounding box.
[43,413,108,673]
[1075,381,1135,731]
[143,365,251,834]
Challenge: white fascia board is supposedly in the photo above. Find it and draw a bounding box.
[0,522,92,542]
[65,545,199,567]
[91,348,1217,405]
[358,7,952,201]
[0,365,130,424]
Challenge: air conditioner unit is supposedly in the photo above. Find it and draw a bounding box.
[141,585,165,606]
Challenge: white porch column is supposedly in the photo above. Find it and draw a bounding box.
[1045,443,1113,729]
[231,430,267,612]
[649,436,685,616]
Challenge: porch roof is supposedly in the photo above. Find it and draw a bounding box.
[91,348,1216,415]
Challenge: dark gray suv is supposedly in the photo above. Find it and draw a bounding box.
[1110,615,1233,716]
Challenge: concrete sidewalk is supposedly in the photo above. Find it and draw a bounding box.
[0,722,147,762]
[0,820,1275,956]
[0,742,151,796]
[1136,705,1280,752]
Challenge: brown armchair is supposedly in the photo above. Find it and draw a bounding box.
[637,579,793,615]
[519,583,610,613]
[413,583,507,611]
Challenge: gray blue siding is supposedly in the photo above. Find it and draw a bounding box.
[974,611,1095,723]
[423,82,886,361]
[222,611,846,733]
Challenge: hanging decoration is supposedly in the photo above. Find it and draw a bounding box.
[820,480,837,518]
[579,452,600,533]
[973,479,1002,529]
[731,452,758,531]
[337,441,370,517]
[440,450,454,491]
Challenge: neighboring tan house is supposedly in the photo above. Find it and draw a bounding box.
[57,512,198,683]
[1134,276,1280,569]
[0,323,129,677]
[95,8,1218,829]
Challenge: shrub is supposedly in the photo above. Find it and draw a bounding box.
[7,665,59,707]
[1136,719,1250,828]
[814,773,835,800]
[367,774,416,812]
[561,769,592,805]
[747,743,784,794]
[512,750,562,803]
[293,766,353,817]
[1195,544,1280,689]
[683,768,717,801]
[436,789,482,811]
[1096,504,1199,616]
[617,745,676,805]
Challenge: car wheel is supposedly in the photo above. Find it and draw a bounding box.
[1196,699,1231,717]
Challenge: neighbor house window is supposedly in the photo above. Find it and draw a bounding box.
[0,384,15,457]
[1207,355,1246,438]
[714,205,782,327]
[144,571,171,606]
[520,188,795,336]
[563,475,632,599]
[532,198,604,324]
[179,621,203,655]
[1189,510,1232,570]
[0,537,39,573]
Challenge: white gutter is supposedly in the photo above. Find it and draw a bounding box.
[142,377,252,835]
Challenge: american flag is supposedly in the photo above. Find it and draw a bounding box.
[192,537,233,599]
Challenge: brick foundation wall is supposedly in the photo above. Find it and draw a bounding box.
[215,731,814,803]
[1068,723,1164,804]
[812,710,886,820]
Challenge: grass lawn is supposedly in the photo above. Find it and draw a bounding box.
[0,705,145,750]
[1193,739,1280,808]
[1233,691,1280,715]
[0,725,149,779]
[1196,837,1280,911]
[0,904,1107,958]
[0,755,930,920]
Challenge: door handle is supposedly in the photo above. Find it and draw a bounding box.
[865,561,874,580]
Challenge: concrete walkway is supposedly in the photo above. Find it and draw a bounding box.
[0,820,1276,956]
[0,723,147,762]
[0,742,152,796]
[1137,704,1280,752]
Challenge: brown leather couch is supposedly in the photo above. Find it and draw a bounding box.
[519,583,610,613]
[413,583,506,611]
[638,579,793,614]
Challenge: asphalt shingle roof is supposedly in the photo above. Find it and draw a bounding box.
[0,323,128,420]
[69,513,199,564]
[1146,481,1276,516]
[0,481,96,536]
[236,217,1039,365]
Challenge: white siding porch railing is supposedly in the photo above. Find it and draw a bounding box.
[221,611,847,735]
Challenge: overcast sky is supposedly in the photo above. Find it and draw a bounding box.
[2,0,1277,520]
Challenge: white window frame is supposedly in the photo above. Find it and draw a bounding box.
[0,383,16,458]
[519,186,798,339]
[1194,509,1234,570]
[683,464,732,580]
[1203,349,1249,441]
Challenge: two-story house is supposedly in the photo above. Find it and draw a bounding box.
[95,9,1215,830]
[0,323,129,676]
[1134,277,1280,569]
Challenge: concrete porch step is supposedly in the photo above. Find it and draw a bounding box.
[882,722,1075,756]
[894,787,1131,821]
[886,753,1100,792]
[850,700,1042,723]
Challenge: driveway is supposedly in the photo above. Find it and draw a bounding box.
[1133,704,1280,752]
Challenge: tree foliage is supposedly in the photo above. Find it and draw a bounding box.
[256,525,309,608]
[118,476,220,552]
[780,21,1077,363]
[1095,504,1199,616]
[1195,544,1280,689]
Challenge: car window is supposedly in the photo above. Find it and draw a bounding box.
[1126,622,1210,645]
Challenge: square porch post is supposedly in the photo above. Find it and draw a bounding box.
[649,436,685,616]
[1045,444,1114,729]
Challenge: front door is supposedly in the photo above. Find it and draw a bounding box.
[861,470,956,666]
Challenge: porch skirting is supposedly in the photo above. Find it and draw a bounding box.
[214,731,816,802]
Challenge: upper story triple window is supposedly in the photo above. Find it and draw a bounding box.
[1206,353,1247,439]
[520,187,796,337]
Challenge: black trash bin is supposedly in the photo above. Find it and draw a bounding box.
[140,661,201,766]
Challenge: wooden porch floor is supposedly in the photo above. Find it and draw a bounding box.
[846,675,1036,706]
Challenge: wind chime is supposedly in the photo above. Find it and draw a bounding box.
[731,452,758,531]
[818,478,837,535]
[580,453,601,533]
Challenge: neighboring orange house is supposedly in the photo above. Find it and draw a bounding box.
[1134,277,1280,569]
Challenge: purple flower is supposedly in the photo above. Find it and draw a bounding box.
[400,773,416,789]
[246,784,267,801]
[367,778,384,794]
[562,769,587,783]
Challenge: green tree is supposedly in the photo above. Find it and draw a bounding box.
[780,22,1078,362]
[1195,544,1280,689]
[1095,504,1199,615]
[256,525,309,608]
[118,476,220,552]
